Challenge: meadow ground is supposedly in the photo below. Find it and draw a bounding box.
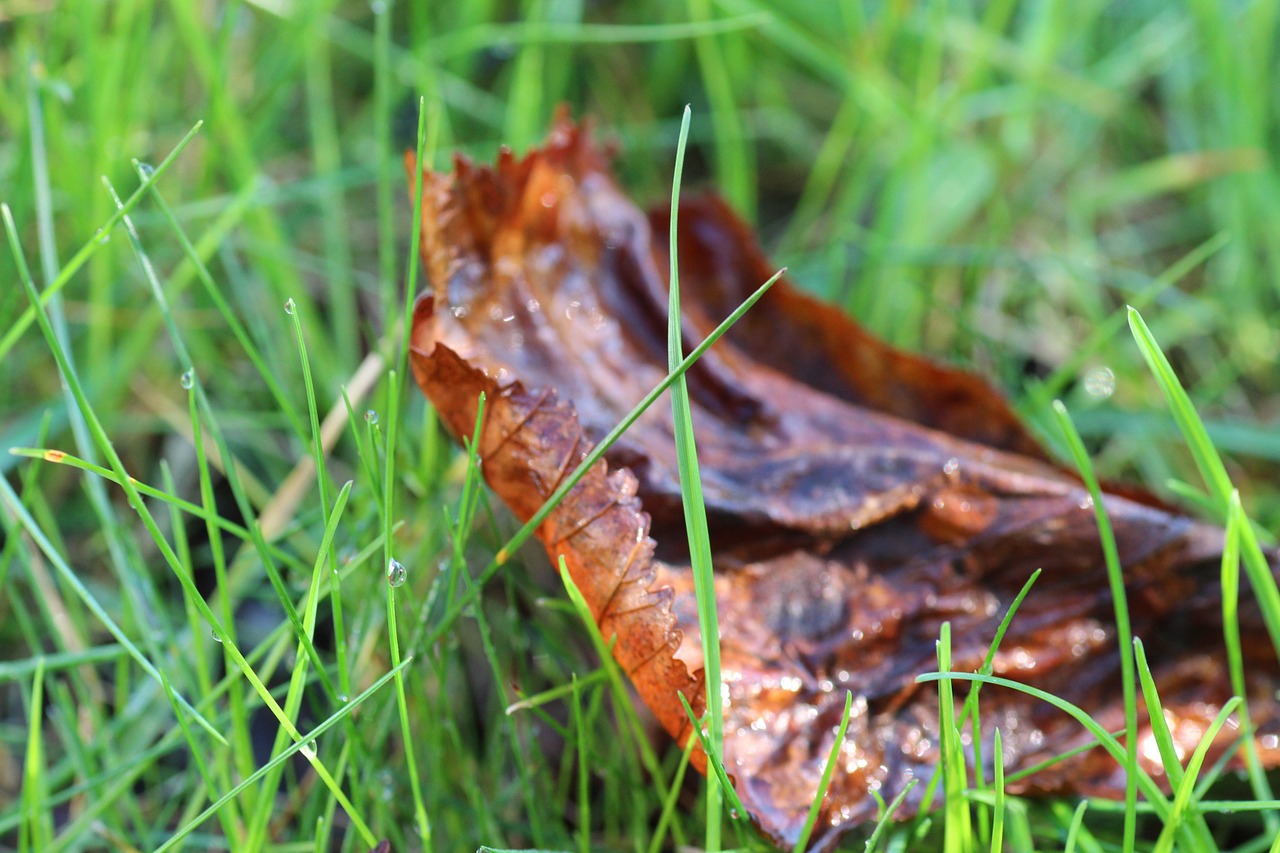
[2,2,1280,851]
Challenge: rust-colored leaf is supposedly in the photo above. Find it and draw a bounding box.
[407,116,1280,849]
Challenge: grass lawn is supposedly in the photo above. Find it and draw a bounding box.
[2,1,1279,851]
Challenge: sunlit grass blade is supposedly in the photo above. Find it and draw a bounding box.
[666,103,724,850]
[0,121,203,363]
[793,690,854,853]
[1151,697,1241,853]
[960,569,1041,783]
[153,656,412,853]
[1222,491,1279,829]
[1063,801,1091,853]
[242,476,352,850]
[677,691,753,835]
[557,557,688,850]
[863,778,917,853]
[919,671,1159,794]
[1051,400,1138,852]
[1133,637,1189,788]
[0,440,222,746]
[917,668,1220,850]
[99,176,331,688]
[1128,307,1280,661]
[6,201,376,845]
[380,95,433,848]
[935,623,972,853]
[133,167,307,439]
[20,659,52,851]
[990,729,1005,853]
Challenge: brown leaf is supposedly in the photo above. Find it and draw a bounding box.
[407,115,1280,850]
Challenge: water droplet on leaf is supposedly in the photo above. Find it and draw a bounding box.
[180,369,194,389]
[284,297,296,315]
[365,409,379,425]
[387,558,407,588]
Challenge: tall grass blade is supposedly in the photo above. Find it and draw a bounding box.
[1051,400,1138,852]
[667,103,725,850]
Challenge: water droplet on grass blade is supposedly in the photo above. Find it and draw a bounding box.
[180,369,194,389]
[365,409,379,425]
[284,297,296,315]
[386,558,407,588]
[299,739,317,759]
[1083,366,1115,399]
[137,162,156,179]
[211,629,223,643]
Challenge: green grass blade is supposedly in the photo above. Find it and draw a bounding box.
[20,658,52,850]
[1051,400,1138,852]
[1151,697,1241,853]
[990,729,1005,853]
[863,778,918,853]
[793,690,855,853]
[1133,638,1184,787]
[917,670,1169,815]
[1128,307,1280,663]
[0,121,203,363]
[153,656,412,853]
[666,104,724,850]
[936,623,972,853]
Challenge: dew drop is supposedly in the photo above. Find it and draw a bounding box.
[284,297,296,315]
[94,228,110,245]
[338,693,349,703]
[299,739,317,759]
[365,409,379,425]
[1083,366,1116,399]
[378,769,395,801]
[211,629,223,643]
[386,558,407,588]
[137,162,156,179]
[180,369,194,390]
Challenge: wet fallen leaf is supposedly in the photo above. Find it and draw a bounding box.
[406,115,1280,850]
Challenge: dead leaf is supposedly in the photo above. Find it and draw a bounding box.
[406,115,1280,850]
